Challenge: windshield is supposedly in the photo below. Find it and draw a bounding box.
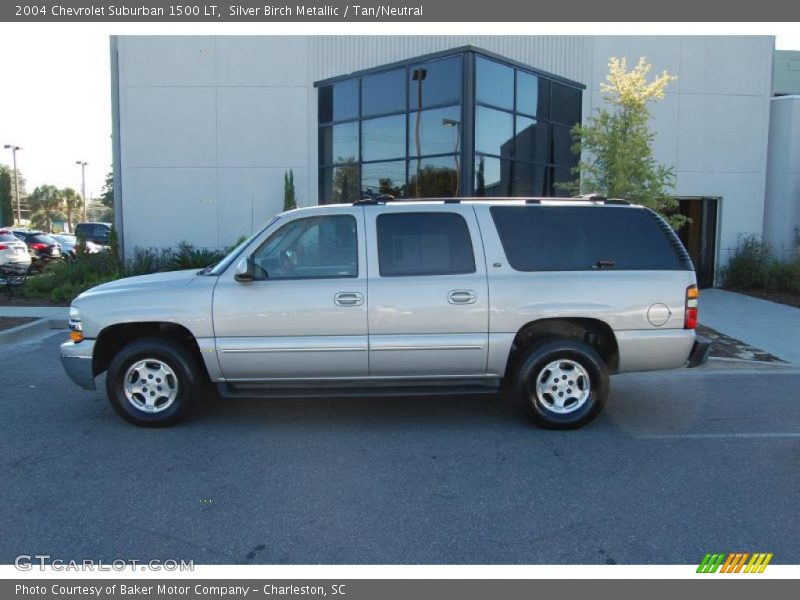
[205,216,281,276]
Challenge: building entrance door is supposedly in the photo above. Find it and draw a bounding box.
[676,197,719,288]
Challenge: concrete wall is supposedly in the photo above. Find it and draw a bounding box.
[774,50,800,96]
[115,36,315,256]
[763,96,800,259]
[115,35,775,277]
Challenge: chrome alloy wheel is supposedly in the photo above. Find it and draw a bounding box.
[123,359,179,413]
[534,359,591,414]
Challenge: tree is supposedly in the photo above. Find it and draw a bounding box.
[0,165,13,227]
[100,169,114,209]
[61,187,83,232]
[283,169,296,211]
[27,185,65,232]
[566,57,686,228]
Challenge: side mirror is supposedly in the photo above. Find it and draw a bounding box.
[234,256,256,282]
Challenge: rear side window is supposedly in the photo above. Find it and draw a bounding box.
[490,206,685,271]
[0,233,19,242]
[377,212,476,277]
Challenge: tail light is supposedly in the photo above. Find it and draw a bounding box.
[30,243,47,250]
[0,244,7,250]
[685,285,698,329]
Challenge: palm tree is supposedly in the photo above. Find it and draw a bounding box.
[61,187,83,232]
[27,185,64,232]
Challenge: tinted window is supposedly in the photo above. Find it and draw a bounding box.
[475,155,512,197]
[476,57,514,110]
[515,117,550,164]
[319,121,359,165]
[517,71,549,118]
[551,83,582,125]
[409,57,461,109]
[362,69,405,117]
[552,124,575,167]
[0,233,19,242]
[31,234,56,245]
[253,215,357,280]
[361,160,406,198]
[475,106,513,157]
[409,106,461,157]
[377,212,475,276]
[513,162,548,196]
[319,164,360,204]
[362,114,406,161]
[408,155,459,198]
[490,206,684,271]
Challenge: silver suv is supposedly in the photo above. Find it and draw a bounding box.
[61,198,710,429]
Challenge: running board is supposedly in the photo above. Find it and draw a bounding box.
[217,378,501,399]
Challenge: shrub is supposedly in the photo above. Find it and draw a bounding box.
[165,241,225,271]
[722,234,773,290]
[125,247,171,276]
[23,251,122,304]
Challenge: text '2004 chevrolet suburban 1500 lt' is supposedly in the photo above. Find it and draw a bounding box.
[60,197,710,429]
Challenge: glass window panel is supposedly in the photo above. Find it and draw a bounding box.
[551,83,582,125]
[490,206,683,271]
[361,160,407,199]
[362,69,406,117]
[551,164,574,197]
[408,155,460,198]
[377,213,475,277]
[332,79,359,122]
[253,215,358,280]
[320,163,360,204]
[409,105,461,157]
[515,116,550,165]
[319,121,359,166]
[474,155,512,197]
[318,85,333,123]
[552,124,576,167]
[362,114,406,161]
[475,106,514,158]
[475,56,514,110]
[516,71,538,117]
[408,56,462,110]
[513,162,549,197]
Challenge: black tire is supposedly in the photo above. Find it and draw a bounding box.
[514,339,609,430]
[105,337,198,427]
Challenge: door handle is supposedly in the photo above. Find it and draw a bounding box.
[448,290,477,305]
[334,292,364,306]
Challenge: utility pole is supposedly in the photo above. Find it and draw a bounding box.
[3,144,22,226]
[75,161,88,222]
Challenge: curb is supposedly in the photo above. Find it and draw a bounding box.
[0,317,68,345]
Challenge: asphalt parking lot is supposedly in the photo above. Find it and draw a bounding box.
[2,332,799,565]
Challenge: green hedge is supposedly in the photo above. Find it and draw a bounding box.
[722,234,800,294]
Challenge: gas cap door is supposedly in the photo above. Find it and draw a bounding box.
[647,303,672,327]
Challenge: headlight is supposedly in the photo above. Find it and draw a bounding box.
[68,306,84,342]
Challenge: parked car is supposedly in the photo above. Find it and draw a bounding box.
[51,234,100,260]
[61,197,710,428]
[0,229,32,270]
[74,222,111,246]
[11,229,61,266]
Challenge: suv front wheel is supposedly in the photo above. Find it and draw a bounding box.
[514,339,609,429]
[106,338,198,427]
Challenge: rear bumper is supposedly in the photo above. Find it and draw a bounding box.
[60,339,96,390]
[686,335,712,368]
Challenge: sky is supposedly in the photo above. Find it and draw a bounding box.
[1,31,799,201]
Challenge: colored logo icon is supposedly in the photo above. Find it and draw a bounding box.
[697,552,773,573]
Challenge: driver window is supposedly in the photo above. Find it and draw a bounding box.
[251,215,358,280]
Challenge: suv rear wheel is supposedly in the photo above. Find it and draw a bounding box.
[105,338,198,427]
[514,339,608,429]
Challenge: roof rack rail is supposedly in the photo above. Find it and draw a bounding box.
[572,193,630,205]
[353,194,396,206]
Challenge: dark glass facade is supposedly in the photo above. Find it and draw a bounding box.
[316,48,583,203]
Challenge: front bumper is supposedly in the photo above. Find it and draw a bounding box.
[60,339,96,390]
[686,335,712,368]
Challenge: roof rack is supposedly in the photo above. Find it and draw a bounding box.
[350,195,631,206]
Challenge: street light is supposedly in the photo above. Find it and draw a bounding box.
[3,144,22,226]
[412,68,427,198]
[75,161,88,222]
[442,118,461,196]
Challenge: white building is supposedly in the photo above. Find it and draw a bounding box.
[111,35,780,287]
